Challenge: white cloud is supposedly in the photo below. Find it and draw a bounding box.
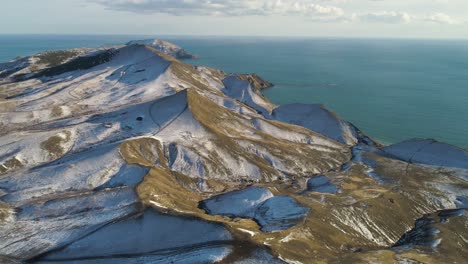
[91,0,345,20]
[425,13,457,24]
[358,11,413,24]
[90,0,465,27]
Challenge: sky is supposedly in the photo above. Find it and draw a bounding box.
[0,0,467,38]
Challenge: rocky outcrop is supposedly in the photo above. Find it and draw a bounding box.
[393,208,466,260]
[238,73,274,90]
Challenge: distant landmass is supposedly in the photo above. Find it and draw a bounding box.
[0,39,466,263]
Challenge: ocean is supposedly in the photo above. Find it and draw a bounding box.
[1,35,467,149]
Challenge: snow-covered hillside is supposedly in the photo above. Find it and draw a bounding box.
[0,39,466,264]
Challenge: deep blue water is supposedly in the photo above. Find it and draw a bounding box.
[1,35,467,149]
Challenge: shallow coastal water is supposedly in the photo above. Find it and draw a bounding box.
[1,35,467,149]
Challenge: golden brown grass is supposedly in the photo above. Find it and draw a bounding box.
[0,202,11,222]
[40,131,71,160]
[50,106,63,118]
[0,101,18,111]
[0,157,23,175]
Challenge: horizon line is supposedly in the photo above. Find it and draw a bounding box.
[0,33,467,41]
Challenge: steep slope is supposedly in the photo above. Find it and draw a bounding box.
[0,40,467,264]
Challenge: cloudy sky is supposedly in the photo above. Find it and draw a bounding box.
[1,0,467,38]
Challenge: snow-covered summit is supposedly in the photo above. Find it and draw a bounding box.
[126,38,197,59]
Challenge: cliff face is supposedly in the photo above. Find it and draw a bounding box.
[0,40,466,264]
[237,73,274,90]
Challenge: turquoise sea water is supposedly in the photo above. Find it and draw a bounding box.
[1,35,467,149]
